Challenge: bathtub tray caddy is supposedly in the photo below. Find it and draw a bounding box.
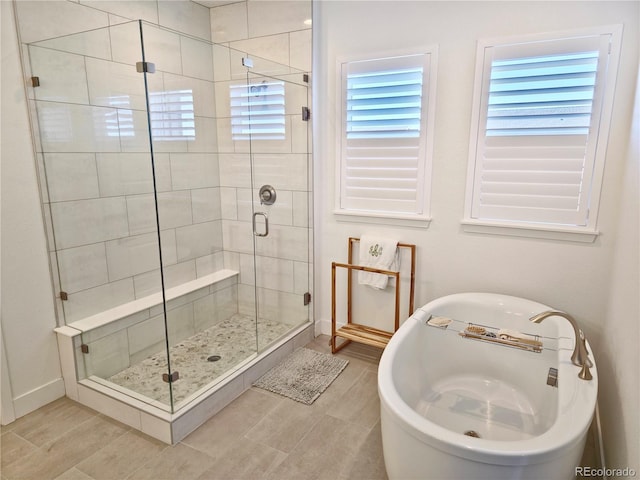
[331,237,415,353]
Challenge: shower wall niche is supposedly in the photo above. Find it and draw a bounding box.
[23,17,312,430]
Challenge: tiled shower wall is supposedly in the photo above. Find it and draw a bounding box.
[210,1,312,327]
[15,0,312,328]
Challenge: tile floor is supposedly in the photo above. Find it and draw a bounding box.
[0,335,387,480]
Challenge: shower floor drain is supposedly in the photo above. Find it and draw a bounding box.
[207,355,221,362]
[464,430,481,438]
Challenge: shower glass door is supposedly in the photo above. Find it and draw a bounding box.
[239,55,311,351]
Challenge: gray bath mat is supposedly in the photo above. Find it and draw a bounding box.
[253,348,349,405]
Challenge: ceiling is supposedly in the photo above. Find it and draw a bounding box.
[193,0,244,7]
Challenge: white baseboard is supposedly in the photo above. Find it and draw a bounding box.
[12,378,66,419]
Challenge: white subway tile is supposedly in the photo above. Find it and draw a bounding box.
[133,260,197,299]
[96,152,171,196]
[192,188,222,223]
[219,187,238,220]
[212,44,231,82]
[176,221,223,261]
[188,117,218,153]
[106,232,161,281]
[252,153,308,190]
[158,191,194,230]
[158,0,211,41]
[289,29,312,72]
[254,287,307,325]
[127,314,166,357]
[291,114,308,154]
[195,251,225,277]
[261,188,293,226]
[211,2,248,43]
[166,303,195,345]
[51,197,129,249]
[255,224,308,262]
[241,255,294,292]
[44,153,100,202]
[247,1,311,38]
[16,0,109,44]
[58,243,109,294]
[163,74,216,118]
[80,0,159,24]
[293,261,309,295]
[234,188,252,222]
[29,47,89,104]
[83,329,130,378]
[292,191,308,227]
[181,36,214,81]
[193,286,237,332]
[221,220,253,255]
[126,194,157,236]
[64,278,135,323]
[127,192,193,236]
[230,33,289,68]
[85,57,149,111]
[163,260,197,289]
[110,21,144,66]
[218,153,251,188]
[140,24,182,75]
[170,153,220,190]
[119,109,153,152]
[37,102,121,153]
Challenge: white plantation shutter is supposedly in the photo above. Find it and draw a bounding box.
[338,53,433,217]
[468,32,617,228]
[230,80,286,140]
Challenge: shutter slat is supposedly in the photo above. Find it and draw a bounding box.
[346,64,423,139]
[479,193,581,209]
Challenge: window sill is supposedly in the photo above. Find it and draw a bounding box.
[461,219,599,243]
[334,210,432,229]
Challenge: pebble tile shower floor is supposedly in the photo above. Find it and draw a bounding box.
[108,314,293,405]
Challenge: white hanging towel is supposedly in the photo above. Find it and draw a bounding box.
[358,235,399,290]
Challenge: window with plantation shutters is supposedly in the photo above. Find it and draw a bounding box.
[465,26,622,240]
[230,80,286,140]
[336,51,436,223]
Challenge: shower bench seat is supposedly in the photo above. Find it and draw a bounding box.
[65,269,239,334]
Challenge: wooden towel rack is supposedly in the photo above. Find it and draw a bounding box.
[331,237,416,353]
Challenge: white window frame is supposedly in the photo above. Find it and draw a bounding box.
[463,25,623,242]
[334,47,438,228]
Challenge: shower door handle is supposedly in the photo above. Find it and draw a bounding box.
[252,212,269,237]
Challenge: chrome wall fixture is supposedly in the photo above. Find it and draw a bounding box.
[259,185,277,205]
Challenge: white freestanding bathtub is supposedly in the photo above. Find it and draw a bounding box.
[378,293,598,480]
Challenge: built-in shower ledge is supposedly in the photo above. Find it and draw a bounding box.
[63,269,239,334]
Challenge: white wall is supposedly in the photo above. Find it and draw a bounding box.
[599,70,640,470]
[1,0,64,420]
[313,0,638,469]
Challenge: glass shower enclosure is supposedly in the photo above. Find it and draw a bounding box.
[25,20,311,412]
